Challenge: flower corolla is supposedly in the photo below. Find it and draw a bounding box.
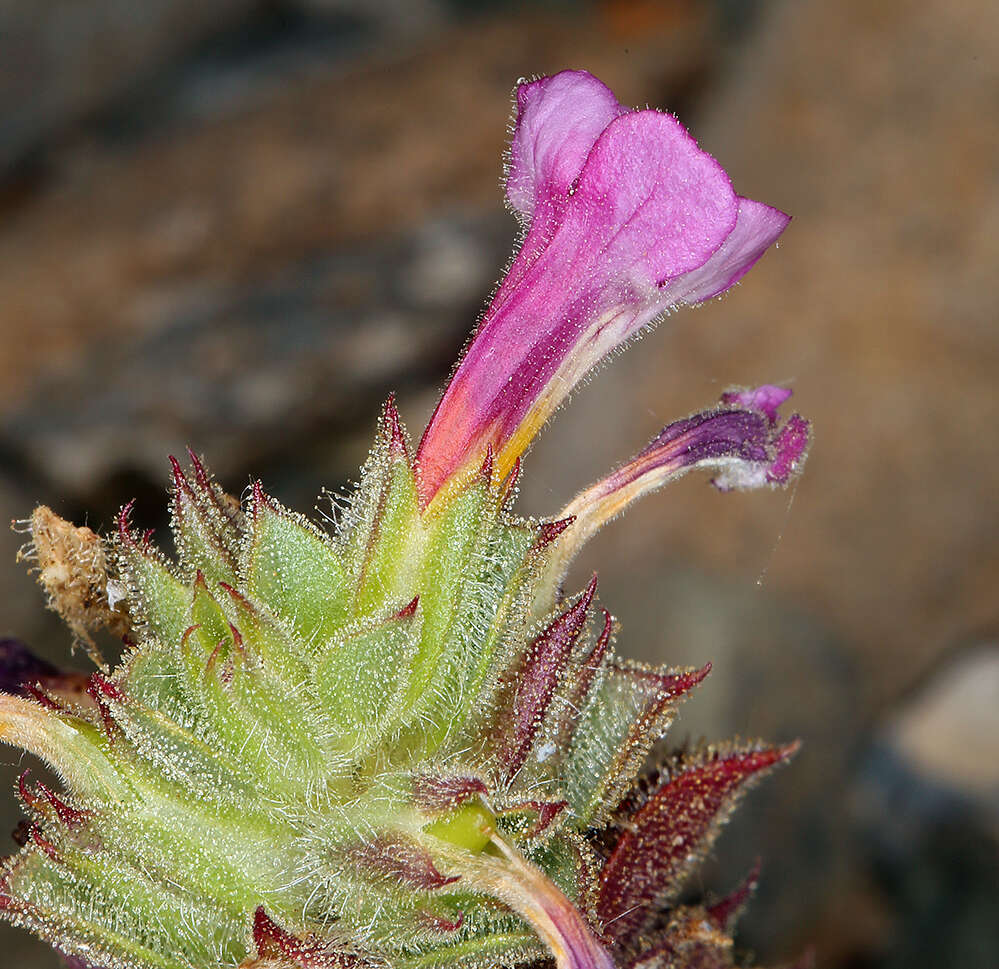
[418,70,792,503]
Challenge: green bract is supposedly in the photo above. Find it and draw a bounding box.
[0,406,679,969]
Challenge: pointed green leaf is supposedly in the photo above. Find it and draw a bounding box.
[245,485,350,647]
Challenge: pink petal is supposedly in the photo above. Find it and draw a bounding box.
[766,413,811,485]
[720,382,793,424]
[571,109,738,285]
[506,71,625,223]
[664,197,790,305]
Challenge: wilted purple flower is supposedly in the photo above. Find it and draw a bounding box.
[542,385,809,580]
[417,70,790,503]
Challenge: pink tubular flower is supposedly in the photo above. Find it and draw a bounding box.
[416,70,791,505]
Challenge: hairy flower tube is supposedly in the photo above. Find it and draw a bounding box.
[1,71,809,969]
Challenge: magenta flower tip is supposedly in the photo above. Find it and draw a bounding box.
[417,70,789,505]
[765,412,811,486]
[720,383,794,424]
[506,70,626,222]
[708,388,810,491]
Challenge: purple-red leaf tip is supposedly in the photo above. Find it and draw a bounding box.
[501,576,597,775]
[705,859,762,931]
[253,907,361,968]
[535,516,576,551]
[597,742,796,945]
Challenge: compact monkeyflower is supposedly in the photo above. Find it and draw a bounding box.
[0,71,809,969]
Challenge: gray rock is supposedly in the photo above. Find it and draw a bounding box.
[881,646,999,810]
[849,648,999,969]
[0,0,259,171]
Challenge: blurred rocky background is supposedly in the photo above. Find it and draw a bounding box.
[0,0,996,966]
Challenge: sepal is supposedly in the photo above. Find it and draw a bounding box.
[349,837,461,891]
[565,662,711,826]
[250,907,362,969]
[314,602,422,755]
[704,861,761,933]
[595,743,798,945]
[344,398,422,618]
[494,576,597,778]
[169,454,243,585]
[244,482,350,647]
